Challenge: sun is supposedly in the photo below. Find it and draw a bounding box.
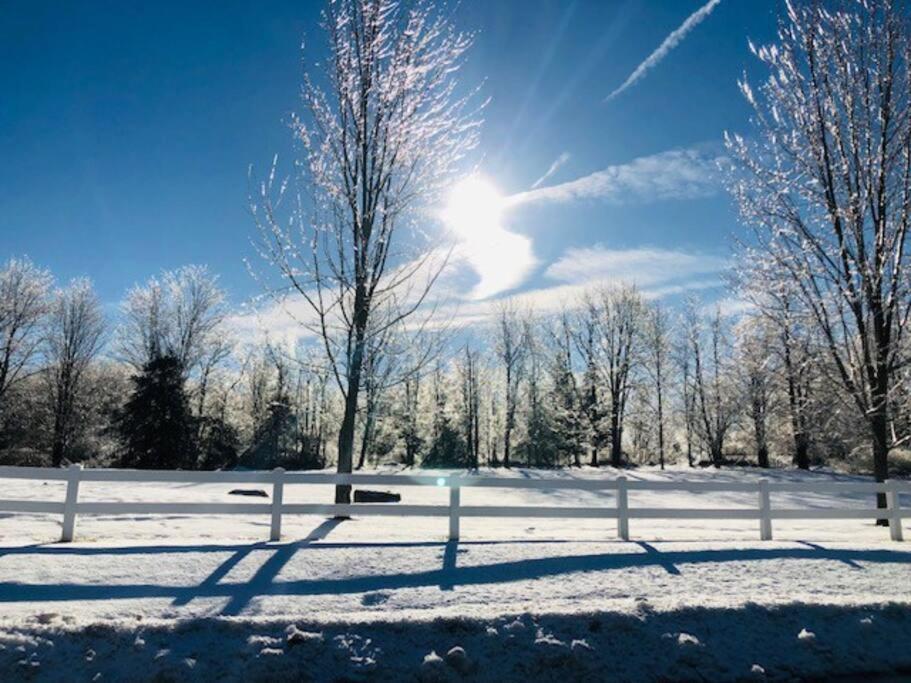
[441,175,504,241]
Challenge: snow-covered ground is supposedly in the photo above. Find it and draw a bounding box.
[1,466,910,681]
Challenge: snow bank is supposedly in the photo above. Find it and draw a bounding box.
[3,603,911,682]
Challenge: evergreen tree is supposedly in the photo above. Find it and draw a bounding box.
[118,354,197,469]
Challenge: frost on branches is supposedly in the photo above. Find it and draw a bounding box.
[726,0,911,509]
[250,0,483,502]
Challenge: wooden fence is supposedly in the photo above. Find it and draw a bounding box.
[0,465,907,543]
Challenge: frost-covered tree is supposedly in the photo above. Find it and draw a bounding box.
[727,0,911,510]
[494,302,527,467]
[644,301,672,469]
[594,286,642,467]
[734,316,776,468]
[43,279,106,466]
[0,258,52,438]
[252,0,482,502]
[686,302,737,467]
[459,345,481,469]
[119,265,230,380]
[547,314,584,467]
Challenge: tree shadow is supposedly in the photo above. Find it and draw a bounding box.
[0,541,907,617]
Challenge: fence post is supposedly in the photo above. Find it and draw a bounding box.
[886,479,904,542]
[758,479,773,541]
[61,463,82,542]
[270,467,285,542]
[617,476,629,541]
[449,485,460,541]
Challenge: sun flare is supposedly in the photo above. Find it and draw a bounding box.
[441,175,504,241]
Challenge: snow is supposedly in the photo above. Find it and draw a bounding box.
[1,466,910,681]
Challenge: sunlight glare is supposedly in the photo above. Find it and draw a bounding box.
[441,175,504,241]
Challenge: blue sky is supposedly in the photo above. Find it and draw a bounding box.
[0,0,777,324]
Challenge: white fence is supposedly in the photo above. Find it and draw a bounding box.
[0,465,907,543]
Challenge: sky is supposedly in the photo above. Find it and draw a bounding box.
[0,0,779,336]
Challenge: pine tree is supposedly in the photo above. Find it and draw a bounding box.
[118,353,197,469]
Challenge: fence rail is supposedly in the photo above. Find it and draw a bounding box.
[0,465,907,543]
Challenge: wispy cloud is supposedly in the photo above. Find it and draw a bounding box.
[545,245,728,287]
[531,152,571,189]
[605,0,723,102]
[229,246,728,344]
[508,147,724,208]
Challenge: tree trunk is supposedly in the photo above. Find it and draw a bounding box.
[656,387,665,470]
[609,406,622,467]
[711,438,723,468]
[871,403,890,525]
[336,385,358,504]
[503,423,512,468]
[757,443,769,469]
[356,411,373,470]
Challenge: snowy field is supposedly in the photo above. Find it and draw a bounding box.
[1,466,910,681]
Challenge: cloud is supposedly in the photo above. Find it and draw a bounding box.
[605,0,723,102]
[507,147,724,208]
[410,247,727,333]
[229,246,728,345]
[531,152,571,189]
[449,233,536,301]
[705,296,756,318]
[545,245,729,287]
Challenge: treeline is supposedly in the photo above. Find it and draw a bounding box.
[1,255,906,474]
[366,291,908,474]
[0,258,333,470]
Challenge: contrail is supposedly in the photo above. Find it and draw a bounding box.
[605,0,722,102]
[531,152,571,189]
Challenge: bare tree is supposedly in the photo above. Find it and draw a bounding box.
[572,304,604,466]
[739,272,818,469]
[251,0,482,502]
[676,333,696,467]
[494,301,527,467]
[459,345,481,469]
[594,286,642,468]
[0,258,52,438]
[727,0,911,513]
[43,279,106,466]
[686,303,737,467]
[644,301,672,469]
[735,316,776,468]
[119,265,229,379]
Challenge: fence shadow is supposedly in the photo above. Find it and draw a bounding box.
[0,538,909,616]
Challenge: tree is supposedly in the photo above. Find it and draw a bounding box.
[0,257,52,442]
[252,0,482,503]
[573,305,605,466]
[119,265,230,380]
[644,301,671,469]
[397,373,423,466]
[676,334,697,467]
[459,345,481,469]
[118,354,197,469]
[518,316,562,467]
[43,279,106,466]
[494,302,527,467]
[735,316,775,468]
[594,286,642,467]
[686,303,736,467]
[727,0,911,514]
[547,314,584,467]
